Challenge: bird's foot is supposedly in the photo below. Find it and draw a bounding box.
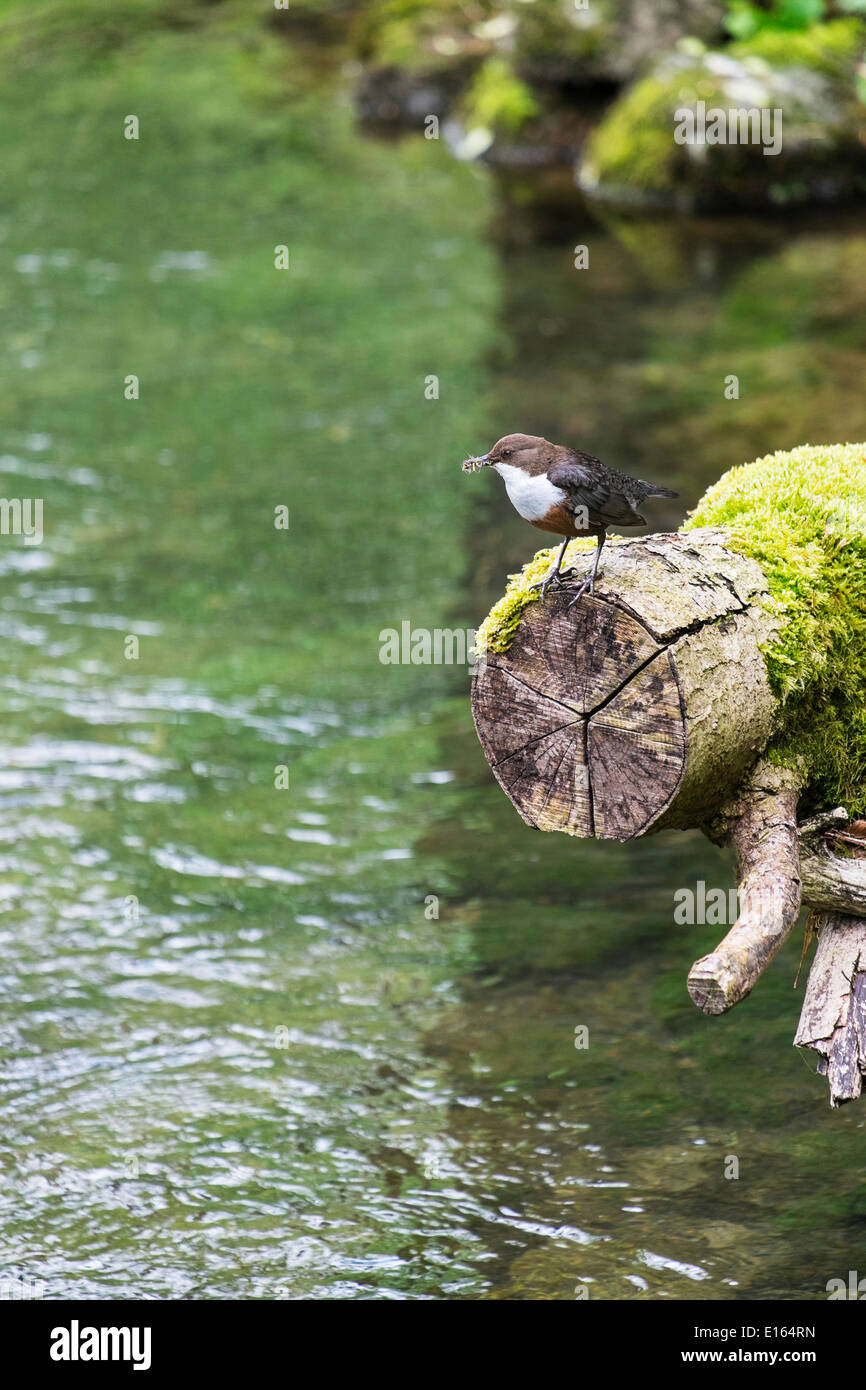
[531,568,568,600]
[566,572,599,608]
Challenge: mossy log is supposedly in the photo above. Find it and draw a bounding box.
[470,444,866,1096]
[472,532,807,1015]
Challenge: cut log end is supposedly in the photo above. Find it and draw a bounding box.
[471,533,778,842]
[687,960,750,1016]
[473,592,684,840]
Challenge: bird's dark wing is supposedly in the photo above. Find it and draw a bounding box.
[548,453,646,528]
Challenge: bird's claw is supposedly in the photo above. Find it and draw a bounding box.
[528,567,575,600]
[566,573,599,608]
[531,568,567,600]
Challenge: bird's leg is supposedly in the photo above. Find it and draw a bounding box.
[567,530,605,608]
[532,534,572,599]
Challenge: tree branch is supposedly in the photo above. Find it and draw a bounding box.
[687,765,802,1015]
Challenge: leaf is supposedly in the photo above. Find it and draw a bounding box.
[723,1,763,39]
[774,0,826,28]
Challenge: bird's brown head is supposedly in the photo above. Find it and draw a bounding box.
[461,433,554,475]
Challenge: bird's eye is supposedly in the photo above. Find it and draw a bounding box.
[502,449,512,458]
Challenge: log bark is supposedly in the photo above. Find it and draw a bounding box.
[472,530,779,840]
[794,913,866,1106]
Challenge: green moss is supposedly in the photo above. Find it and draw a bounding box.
[475,444,866,816]
[460,56,539,136]
[580,71,684,194]
[686,442,866,812]
[473,536,598,654]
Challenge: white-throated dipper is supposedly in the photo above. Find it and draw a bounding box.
[462,432,678,602]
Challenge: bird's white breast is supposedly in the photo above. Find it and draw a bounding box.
[494,463,566,521]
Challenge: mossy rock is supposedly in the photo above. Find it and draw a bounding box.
[352,0,725,135]
[578,19,866,210]
[355,0,723,81]
[473,443,866,816]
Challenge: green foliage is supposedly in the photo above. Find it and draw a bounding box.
[730,14,864,75]
[460,56,539,135]
[724,0,827,41]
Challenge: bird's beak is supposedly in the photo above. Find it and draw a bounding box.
[461,453,490,473]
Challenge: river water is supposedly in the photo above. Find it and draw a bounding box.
[1,12,865,1300]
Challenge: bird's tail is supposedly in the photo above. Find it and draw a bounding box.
[641,482,679,499]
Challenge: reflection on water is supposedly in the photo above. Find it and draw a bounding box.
[0,16,865,1301]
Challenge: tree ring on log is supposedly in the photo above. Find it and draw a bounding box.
[473,594,684,839]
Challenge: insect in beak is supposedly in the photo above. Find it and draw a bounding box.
[461,453,489,473]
